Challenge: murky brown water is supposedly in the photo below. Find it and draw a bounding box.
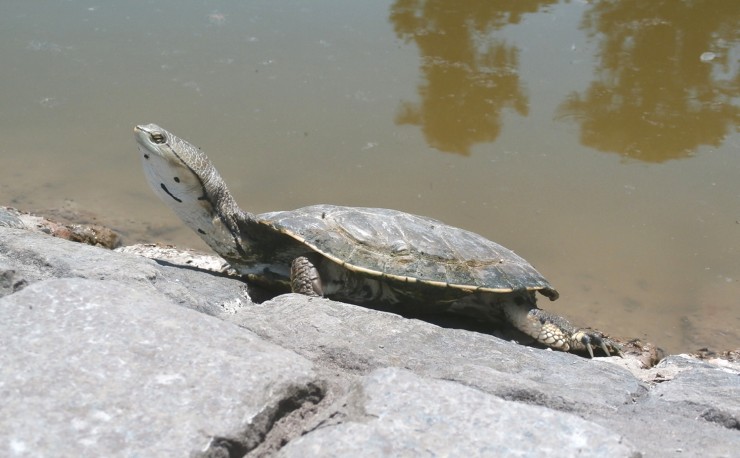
[1,0,738,354]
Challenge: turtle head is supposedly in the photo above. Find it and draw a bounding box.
[135,124,208,202]
[134,123,252,263]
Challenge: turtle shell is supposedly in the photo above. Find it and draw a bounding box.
[259,204,558,300]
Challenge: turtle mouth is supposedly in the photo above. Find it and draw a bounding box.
[134,125,153,147]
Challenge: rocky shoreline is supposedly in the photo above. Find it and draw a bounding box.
[1,209,738,456]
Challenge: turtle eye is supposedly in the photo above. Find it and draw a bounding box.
[150,132,167,144]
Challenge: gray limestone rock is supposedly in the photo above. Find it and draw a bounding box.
[1,224,738,457]
[618,354,740,453]
[279,367,638,457]
[0,278,318,456]
[0,227,251,317]
[233,295,740,457]
[647,355,740,422]
[230,294,642,415]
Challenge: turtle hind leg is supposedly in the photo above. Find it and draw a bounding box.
[291,256,323,297]
[502,297,622,358]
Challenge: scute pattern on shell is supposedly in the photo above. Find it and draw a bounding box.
[259,205,558,297]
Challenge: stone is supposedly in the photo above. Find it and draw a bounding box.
[0,206,121,248]
[0,227,251,317]
[1,223,739,457]
[232,295,740,457]
[230,294,642,415]
[279,367,638,457]
[0,278,318,456]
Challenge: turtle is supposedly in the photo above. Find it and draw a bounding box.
[134,123,621,357]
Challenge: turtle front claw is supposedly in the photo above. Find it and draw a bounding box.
[573,329,623,358]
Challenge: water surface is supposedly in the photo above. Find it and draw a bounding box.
[1,0,738,354]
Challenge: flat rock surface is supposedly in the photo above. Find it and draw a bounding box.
[0,278,317,456]
[1,225,738,457]
[0,226,251,317]
[279,367,636,457]
[232,294,641,415]
[234,295,739,457]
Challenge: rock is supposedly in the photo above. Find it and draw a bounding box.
[599,353,740,456]
[0,227,251,317]
[279,367,638,457]
[231,294,642,415]
[0,206,121,248]
[691,347,740,364]
[645,355,739,428]
[233,295,740,457]
[0,278,318,457]
[1,223,739,457]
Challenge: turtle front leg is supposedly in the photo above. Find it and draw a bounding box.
[291,256,323,297]
[503,300,622,358]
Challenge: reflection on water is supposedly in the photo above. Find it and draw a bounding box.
[0,0,738,354]
[390,1,554,155]
[558,1,740,162]
[392,0,740,161]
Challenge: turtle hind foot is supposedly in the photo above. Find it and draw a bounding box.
[507,305,623,358]
[570,329,624,358]
[530,318,622,357]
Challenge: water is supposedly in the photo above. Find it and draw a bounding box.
[1,0,738,354]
